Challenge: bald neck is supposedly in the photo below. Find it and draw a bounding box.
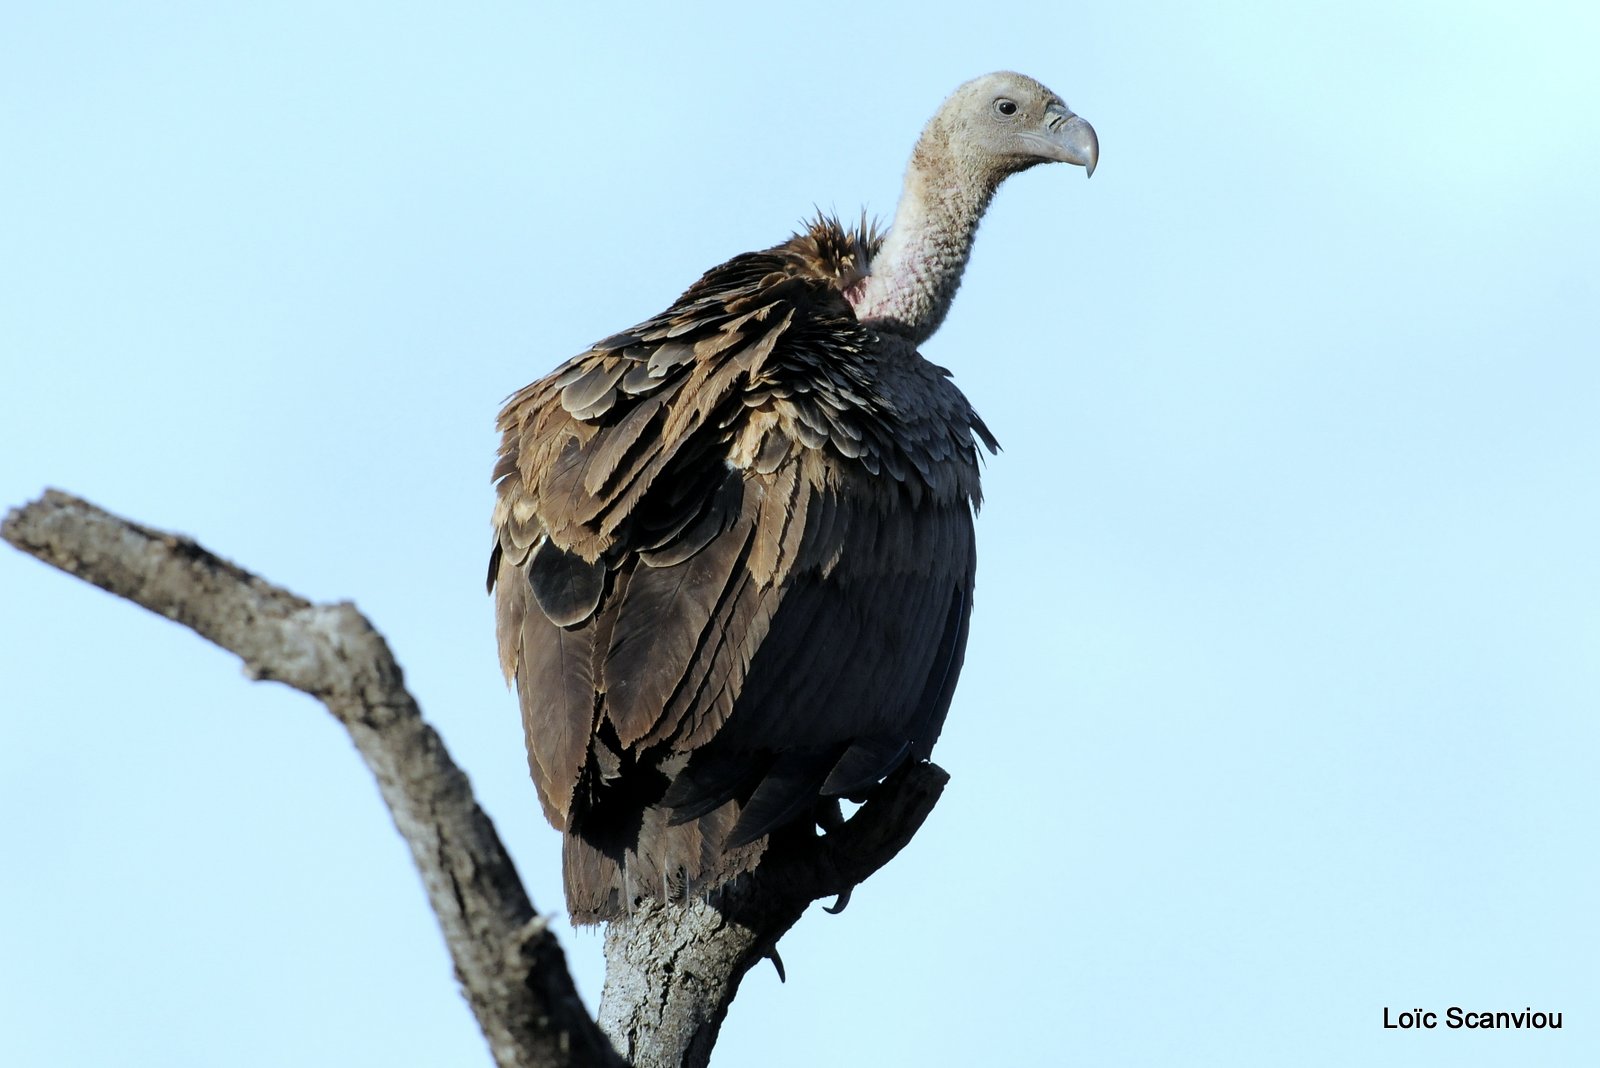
[850,135,1003,346]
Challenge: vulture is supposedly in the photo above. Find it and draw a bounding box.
[491,72,1097,924]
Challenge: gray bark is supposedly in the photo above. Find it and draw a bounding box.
[4,489,946,1068]
[597,761,948,1067]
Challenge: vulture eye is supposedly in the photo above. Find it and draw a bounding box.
[994,99,1019,117]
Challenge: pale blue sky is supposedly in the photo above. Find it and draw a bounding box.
[3,3,1596,1065]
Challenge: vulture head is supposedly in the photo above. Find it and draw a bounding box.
[925,70,1099,186]
[854,71,1097,342]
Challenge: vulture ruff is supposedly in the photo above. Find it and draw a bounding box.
[491,72,1097,923]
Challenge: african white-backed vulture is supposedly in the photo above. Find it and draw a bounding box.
[491,72,1097,922]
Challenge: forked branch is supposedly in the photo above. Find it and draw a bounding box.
[4,489,946,1068]
[3,489,617,1068]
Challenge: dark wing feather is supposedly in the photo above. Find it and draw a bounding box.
[726,751,837,848]
[822,737,913,799]
[492,557,597,829]
[689,488,977,845]
[602,475,754,748]
[527,540,605,627]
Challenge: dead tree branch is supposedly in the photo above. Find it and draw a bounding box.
[596,759,948,1068]
[5,489,947,1068]
[3,489,619,1068]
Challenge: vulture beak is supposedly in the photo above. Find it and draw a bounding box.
[1036,106,1098,177]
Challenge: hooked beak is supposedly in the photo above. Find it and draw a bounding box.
[1036,107,1098,177]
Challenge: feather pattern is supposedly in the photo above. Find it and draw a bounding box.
[489,216,994,922]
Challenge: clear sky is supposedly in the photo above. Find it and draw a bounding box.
[3,3,1596,1065]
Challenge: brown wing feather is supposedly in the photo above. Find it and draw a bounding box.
[518,611,597,828]
[491,215,992,921]
[602,473,754,747]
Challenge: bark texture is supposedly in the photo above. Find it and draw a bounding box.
[5,489,948,1068]
[3,490,619,1068]
[597,760,948,1067]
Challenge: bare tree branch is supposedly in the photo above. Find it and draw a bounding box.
[596,760,948,1068]
[5,489,948,1068]
[3,489,621,1068]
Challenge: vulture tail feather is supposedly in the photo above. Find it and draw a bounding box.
[725,752,837,849]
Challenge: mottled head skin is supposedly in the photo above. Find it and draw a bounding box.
[852,71,1097,343]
